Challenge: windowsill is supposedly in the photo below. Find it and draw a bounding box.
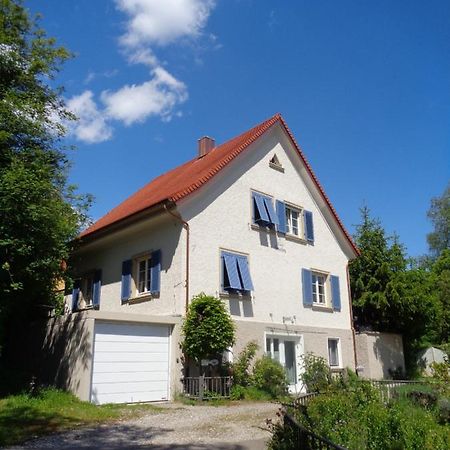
[219,291,252,300]
[285,234,307,244]
[269,162,285,173]
[312,304,334,313]
[250,223,276,234]
[127,293,157,304]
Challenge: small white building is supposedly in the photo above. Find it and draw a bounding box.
[55,113,360,404]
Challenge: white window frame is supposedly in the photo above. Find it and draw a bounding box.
[285,204,303,238]
[328,338,341,368]
[311,271,328,306]
[134,254,152,296]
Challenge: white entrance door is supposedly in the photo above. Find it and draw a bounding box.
[265,334,304,393]
[91,322,170,404]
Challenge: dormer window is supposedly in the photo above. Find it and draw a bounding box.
[269,154,284,172]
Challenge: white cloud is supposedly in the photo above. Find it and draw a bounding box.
[116,0,215,48]
[101,67,187,125]
[66,91,113,143]
[67,0,215,144]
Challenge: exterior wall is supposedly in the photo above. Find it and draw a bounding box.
[179,125,353,332]
[355,331,405,379]
[234,320,355,370]
[40,313,95,401]
[70,213,186,317]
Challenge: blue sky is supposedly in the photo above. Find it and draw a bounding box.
[28,0,449,257]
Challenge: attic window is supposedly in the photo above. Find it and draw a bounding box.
[269,154,284,172]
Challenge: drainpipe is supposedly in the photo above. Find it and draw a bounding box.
[346,262,359,373]
[164,204,190,314]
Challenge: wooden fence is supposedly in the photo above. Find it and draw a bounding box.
[369,379,432,402]
[182,376,232,400]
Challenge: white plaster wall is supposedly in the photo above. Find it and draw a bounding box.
[179,124,353,331]
[70,213,186,316]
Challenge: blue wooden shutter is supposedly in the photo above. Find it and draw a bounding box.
[150,249,161,294]
[263,197,279,226]
[331,275,341,311]
[223,253,242,290]
[253,192,270,223]
[236,255,254,291]
[304,210,314,243]
[92,270,102,307]
[71,279,80,311]
[121,259,132,302]
[302,268,313,306]
[276,200,286,233]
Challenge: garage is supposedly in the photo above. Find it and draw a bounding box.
[90,321,170,404]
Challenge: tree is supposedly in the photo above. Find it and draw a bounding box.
[0,0,90,358]
[349,207,408,330]
[182,293,235,372]
[427,184,450,258]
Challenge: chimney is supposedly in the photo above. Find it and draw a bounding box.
[198,136,215,157]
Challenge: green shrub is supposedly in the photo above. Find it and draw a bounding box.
[252,356,288,398]
[230,385,271,401]
[299,352,332,393]
[231,341,258,387]
[437,398,450,424]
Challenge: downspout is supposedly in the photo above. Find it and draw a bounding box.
[164,204,190,314]
[346,262,359,373]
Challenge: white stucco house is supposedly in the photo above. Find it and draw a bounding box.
[60,113,360,404]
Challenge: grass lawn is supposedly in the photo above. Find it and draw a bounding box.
[0,388,162,447]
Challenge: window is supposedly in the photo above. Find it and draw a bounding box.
[221,250,254,294]
[285,205,303,237]
[136,255,152,295]
[328,338,340,367]
[252,191,279,228]
[121,250,161,302]
[275,201,314,243]
[266,337,280,362]
[269,154,284,172]
[302,269,341,311]
[312,272,327,305]
[71,270,101,311]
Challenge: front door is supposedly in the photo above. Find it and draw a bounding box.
[266,334,304,393]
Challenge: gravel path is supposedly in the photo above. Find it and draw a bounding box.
[8,401,280,450]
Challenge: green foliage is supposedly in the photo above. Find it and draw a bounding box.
[252,356,288,398]
[231,340,258,387]
[229,385,272,401]
[181,293,235,365]
[286,384,450,450]
[299,353,332,393]
[427,184,450,258]
[0,387,160,446]
[0,0,91,357]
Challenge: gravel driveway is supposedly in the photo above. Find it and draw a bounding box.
[8,401,280,450]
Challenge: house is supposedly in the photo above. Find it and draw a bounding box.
[58,113,359,404]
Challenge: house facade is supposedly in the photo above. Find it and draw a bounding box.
[62,114,359,404]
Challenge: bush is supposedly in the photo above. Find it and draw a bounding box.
[299,353,332,393]
[231,341,258,387]
[252,356,288,398]
[230,385,272,401]
[437,398,450,424]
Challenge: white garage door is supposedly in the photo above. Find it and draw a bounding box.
[91,322,170,404]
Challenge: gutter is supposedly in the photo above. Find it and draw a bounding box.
[164,204,190,314]
[346,262,359,372]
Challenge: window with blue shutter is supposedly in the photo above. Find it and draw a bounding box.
[222,251,254,293]
[252,191,278,227]
[276,200,286,234]
[302,268,313,306]
[304,210,314,243]
[150,249,161,294]
[330,275,341,311]
[121,259,132,302]
[71,279,81,311]
[92,270,102,308]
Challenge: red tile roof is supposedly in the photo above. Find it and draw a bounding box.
[80,114,358,256]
